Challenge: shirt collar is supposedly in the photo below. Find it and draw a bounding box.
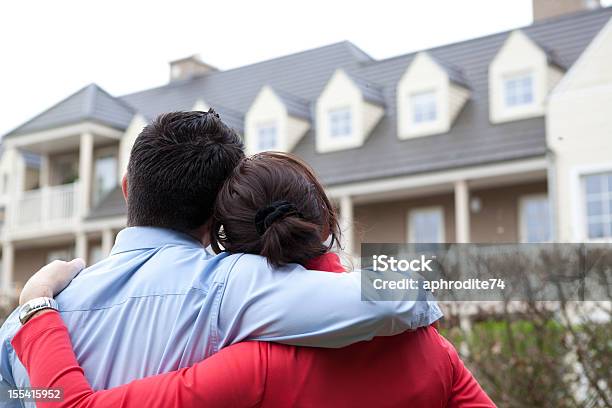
[110,227,205,255]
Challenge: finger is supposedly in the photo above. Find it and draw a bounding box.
[52,258,86,293]
[69,258,86,273]
[61,258,86,281]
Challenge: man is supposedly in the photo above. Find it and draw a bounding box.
[0,110,441,406]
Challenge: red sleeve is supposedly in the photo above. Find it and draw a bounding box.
[305,252,346,273]
[439,335,496,408]
[11,311,266,408]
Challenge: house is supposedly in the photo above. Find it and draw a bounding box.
[1,0,611,295]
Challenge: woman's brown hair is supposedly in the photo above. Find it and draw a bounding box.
[210,152,341,267]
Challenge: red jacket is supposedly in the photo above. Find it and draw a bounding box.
[12,254,495,408]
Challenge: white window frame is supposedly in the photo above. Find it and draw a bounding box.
[47,248,74,264]
[582,172,612,241]
[410,90,437,125]
[570,163,612,242]
[407,206,445,244]
[89,244,104,265]
[93,151,118,205]
[328,107,353,138]
[503,71,534,109]
[519,194,551,243]
[1,173,8,195]
[256,122,279,151]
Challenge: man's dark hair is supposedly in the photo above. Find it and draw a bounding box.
[126,109,244,232]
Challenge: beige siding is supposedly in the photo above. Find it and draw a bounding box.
[120,115,148,180]
[470,181,547,243]
[13,246,67,289]
[352,181,547,247]
[13,236,104,289]
[354,194,455,246]
[548,19,612,241]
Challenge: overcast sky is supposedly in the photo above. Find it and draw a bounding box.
[2,0,611,136]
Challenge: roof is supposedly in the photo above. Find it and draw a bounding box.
[5,8,612,225]
[343,70,386,105]
[86,187,126,220]
[428,54,470,88]
[523,32,568,70]
[5,84,136,137]
[292,8,611,185]
[120,41,372,119]
[271,87,311,120]
[113,9,612,188]
[206,104,245,134]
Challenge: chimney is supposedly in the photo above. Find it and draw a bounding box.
[533,0,600,22]
[169,55,217,82]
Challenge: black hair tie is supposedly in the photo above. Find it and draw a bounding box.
[255,201,303,236]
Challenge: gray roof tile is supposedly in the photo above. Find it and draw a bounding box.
[86,186,126,220]
[120,42,372,117]
[271,87,311,120]
[5,84,136,137]
[343,70,386,105]
[428,54,470,88]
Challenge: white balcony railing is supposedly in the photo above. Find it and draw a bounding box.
[9,183,79,231]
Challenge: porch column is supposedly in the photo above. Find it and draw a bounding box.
[454,180,470,243]
[75,232,88,263]
[79,132,94,218]
[1,242,14,293]
[340,195,355,255]
[101,229,114,256]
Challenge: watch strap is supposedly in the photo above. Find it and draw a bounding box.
[19,297,59,325]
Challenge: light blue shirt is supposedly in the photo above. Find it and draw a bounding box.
[0,227,441,407]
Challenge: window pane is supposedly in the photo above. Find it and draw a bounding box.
[522,196,550,242]
[588,222,604,239]
[520,76,533,104]
[504,73,534,108]
[411,91,437,124]
[587,200,603,217]
[585,174,602,195]
[583,171,612,239]
[328,108,352,138]
[257,124,277,150]
[93,155,118,204]
[56,159,79,185]
[89,245,104,265]
[47,248,74,264]
[410,208,443,243]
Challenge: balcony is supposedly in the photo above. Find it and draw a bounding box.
[7,183,79,235]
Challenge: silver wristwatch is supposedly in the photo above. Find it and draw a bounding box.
[18,297,59,325]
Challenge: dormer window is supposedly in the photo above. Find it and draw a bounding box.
[329,107,352,138]
[397,52,470,140]
[411,91,437,124]
[489,30,564,123]
[245,86,311,154]
[257,123,278,150]
[315,69,384,153]
[504,72,534,108]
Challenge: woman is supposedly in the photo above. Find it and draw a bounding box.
[13,152,495,407]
